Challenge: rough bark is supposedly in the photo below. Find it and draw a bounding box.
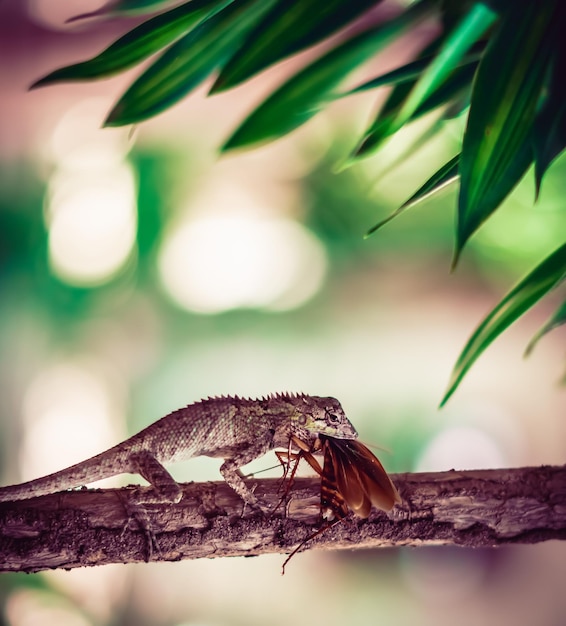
[0,464,564,573]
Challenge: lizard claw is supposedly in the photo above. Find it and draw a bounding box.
[240,496,270,518]
[116,490,161,561]
[238,483,273,518]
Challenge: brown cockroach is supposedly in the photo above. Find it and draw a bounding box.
[280,435,401,573]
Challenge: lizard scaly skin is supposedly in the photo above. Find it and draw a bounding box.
[0,393,357,509]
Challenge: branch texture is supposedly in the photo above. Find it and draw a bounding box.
[1,464,565,572]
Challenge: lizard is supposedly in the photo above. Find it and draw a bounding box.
[0,393,358,511]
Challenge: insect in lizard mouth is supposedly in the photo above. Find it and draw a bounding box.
[279,434,401,573]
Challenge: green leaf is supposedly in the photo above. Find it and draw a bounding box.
[403,153,460,208]
[343,48,482,95]
[366,36,445,117]
[525,298,566,356]
[345,58,429,94]
[361,114,445,183]
[442,95,470,120]
[351,61,477,160]
[105,0,276,126]
[211,0,379,93]
[106,0,177,14]
[31,0,232,86]
[351,4,495,161]
[456,2,559,262]
[533,34,566,197]
[221,0,435,152]
[366,153,459,236]
[395,2,493,124]
[67,0,175,21]
[441,242,566,406]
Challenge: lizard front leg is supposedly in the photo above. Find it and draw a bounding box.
[220,435,274,513]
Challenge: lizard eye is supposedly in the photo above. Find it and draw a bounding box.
[328,413,341,424]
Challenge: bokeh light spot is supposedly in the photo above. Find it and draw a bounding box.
[46,164,137,285]
[6,589,91,626]
[43,98,137,286]
[158,216,327,313]
[48,98,132,169]
[21,362,122,482]
[416,426,506,472]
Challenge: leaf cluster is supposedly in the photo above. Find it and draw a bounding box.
[32,0,566,402]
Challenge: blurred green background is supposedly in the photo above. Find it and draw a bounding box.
[0,2,565,625]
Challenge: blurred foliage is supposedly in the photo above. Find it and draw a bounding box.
[131,148,187,269]
[29,0,566,400]
[0,163,45,277]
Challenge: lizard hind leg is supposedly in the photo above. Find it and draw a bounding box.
[129,450,184,504]
[116,490,161,562]
[119,451,184,561]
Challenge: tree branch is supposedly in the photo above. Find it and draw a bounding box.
[1,464,565,573]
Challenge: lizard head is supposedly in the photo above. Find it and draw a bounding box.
[290,395,358,441]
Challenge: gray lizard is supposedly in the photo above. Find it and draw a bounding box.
[0,393,358,509]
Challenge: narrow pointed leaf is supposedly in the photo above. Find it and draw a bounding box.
[211,0,379,93]
[400,154,460,209]
[67,0,175,21]
[442,95,470,120]
[105,0,276,126]
[366,154,459,236]
[345,57,431,94]
[221,0,435,152]
[456,2,559,260]
[533,34,566,197]
[352,4,494,161]
[525,299,566,356]
[352,60,476,160]
[367,35,444,116]
[387,3,492,125]
[441,242,566,406]
[360,113,445,183]
[402,153,460,209]
[106,0,176,14]
[349,55,440,95]
[31,0,232,87]
[534,101,566,198]
[343,48,482,95]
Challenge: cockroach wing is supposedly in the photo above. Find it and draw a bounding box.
[345,440,401,512]
[320,440,349,520]
[325,439,372,518]
[322,437,400,515]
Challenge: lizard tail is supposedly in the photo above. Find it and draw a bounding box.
[0,443,133,503]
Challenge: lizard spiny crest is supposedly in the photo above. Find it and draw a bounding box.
[195,393,357,440]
